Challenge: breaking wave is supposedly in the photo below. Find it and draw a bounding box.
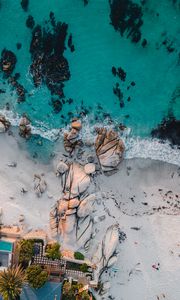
[0,110,179,166]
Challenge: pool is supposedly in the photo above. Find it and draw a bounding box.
[21,282,62,300]
[0,240,13,252]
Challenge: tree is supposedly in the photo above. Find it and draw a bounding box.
[46,242,61,260]
[0,265,26,300]
[74,252,84,260]
[26,265,48,289]
[81,290,90,300]
[17,239,34,267]
[62,281,75,300]
[80,263,88,273]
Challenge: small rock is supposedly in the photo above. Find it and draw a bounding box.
[7,162,17,167]
[71,119,82,130]
[99,215,106,221]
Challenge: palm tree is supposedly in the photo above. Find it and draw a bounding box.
[0,265,26,300]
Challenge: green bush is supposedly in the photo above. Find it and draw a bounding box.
[26,265,48,289]
[46,242,61,260]
[74,252,84,260]
[18,239,34,266]
[80,263,88,273]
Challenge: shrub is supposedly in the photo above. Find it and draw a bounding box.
[26,265,48,289]
[46,242,61,260]
[74,252,84,260]
[80,263,88,273]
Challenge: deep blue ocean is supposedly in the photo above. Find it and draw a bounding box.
[0,0,180,164]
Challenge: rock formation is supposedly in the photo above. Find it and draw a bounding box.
[19,114,31,138]
[34,174,47,197]
[64,118,82,154]
[95,128,125,173]
[91,224,119,283]
[50,162,95,249]
[0,49,17,77]
[0,115,10,133]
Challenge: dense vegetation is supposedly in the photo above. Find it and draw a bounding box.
[62,281,90,300]
[26,265,48,289]
[17,239,34,267]
[45,242,61,260]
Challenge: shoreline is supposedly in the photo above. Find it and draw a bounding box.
[0,131,180,300]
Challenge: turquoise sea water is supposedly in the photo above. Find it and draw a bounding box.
[0,0,180,163]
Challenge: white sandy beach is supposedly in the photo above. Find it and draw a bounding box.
[0,133,180,300]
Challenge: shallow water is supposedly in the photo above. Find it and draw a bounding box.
[0,0,180,162]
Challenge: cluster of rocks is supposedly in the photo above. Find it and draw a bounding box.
[29,13,70,99]
[0,115,10,133]
[0,49,17,77]
[109,0,144,44]
[19,114,31,138]
[50,161,96,249]
[64,119,83,154]
[95,128,125,173]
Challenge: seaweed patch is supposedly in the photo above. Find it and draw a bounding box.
[109,0,144,44]
[28,12,71,101]
[151,117,180,146]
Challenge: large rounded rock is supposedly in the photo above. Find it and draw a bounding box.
[77,194,96,218]
[58,200,68,215]
[65,208,76,215]
[84,163,96,175]
[65,163,90,197]
[107,255,118,267]
[62,214,76,234]
[95,128,125,173]
[68,198,80,209]
[77,216,93,248]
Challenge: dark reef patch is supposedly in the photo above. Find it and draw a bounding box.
[28,12,71,102]
[0,50,26,102]
[111,66,135,108]
[51,98,63,113]
[113,82,124,108]
[21,0,29,12]
[16,43,22,50]
[26,15,35,29]
[109,0,143,43]
[8,75,27,102]
[68,34,75,52]
[0,49,17,77]
[156,32,177,54]
[83,0,89,6]
[151,117,180,146]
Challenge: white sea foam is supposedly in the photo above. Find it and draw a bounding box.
[0,110,179,166]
